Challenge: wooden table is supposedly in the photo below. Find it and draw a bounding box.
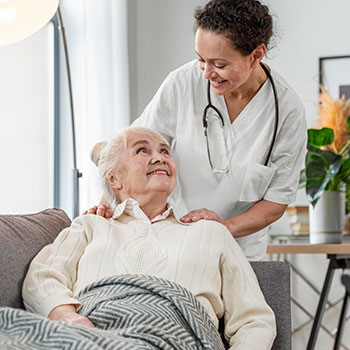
[267,243,350,350]
[268,243,350,255]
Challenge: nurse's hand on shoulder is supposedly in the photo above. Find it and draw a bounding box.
[82,197,113,218]
[180,208,224,225]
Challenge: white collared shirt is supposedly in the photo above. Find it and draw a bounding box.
[112,198,174,223]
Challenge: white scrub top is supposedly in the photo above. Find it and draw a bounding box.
[133,59,307,260]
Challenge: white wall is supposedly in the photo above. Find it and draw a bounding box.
[129,1,350,349]
[0,24,54,214]
[265,0,350,129]
[129,0,206,120]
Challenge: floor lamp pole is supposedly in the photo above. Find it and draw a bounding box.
[57,6,82,218]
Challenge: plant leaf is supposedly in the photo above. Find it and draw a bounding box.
[307,145,340,164]
[307,128,334,148]
[305,150,342,207]
[332,158,350,188]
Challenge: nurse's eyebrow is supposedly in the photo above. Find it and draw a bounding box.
[195,50,227,61]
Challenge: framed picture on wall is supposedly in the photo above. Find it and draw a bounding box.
[319,55,350,99]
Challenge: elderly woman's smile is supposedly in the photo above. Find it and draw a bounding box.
[147,169,170,176]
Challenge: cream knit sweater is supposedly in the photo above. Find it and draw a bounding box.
[22,199,276,349]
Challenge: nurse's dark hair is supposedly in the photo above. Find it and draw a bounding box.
[194,0,273,55]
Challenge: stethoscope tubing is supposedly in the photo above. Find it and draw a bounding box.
[259,62,279,166]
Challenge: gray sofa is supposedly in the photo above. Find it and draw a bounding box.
[0,208,291,349]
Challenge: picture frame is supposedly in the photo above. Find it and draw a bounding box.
[319,55,350,99]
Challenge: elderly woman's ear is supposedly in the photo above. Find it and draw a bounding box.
[106,173,123,191]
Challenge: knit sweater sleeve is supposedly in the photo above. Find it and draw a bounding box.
[219,227,277,350]
[22,217,90,317]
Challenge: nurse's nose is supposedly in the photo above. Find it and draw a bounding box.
[203,64,217,80]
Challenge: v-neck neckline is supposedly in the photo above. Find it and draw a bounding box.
[213,71,272,128]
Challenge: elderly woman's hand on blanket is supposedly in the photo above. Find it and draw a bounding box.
[48,304,95,328]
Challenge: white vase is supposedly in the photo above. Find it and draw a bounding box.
[309,191,345,244]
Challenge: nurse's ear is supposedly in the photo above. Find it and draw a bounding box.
[250,44,267,68]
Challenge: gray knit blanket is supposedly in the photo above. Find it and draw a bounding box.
[0,275,224,349]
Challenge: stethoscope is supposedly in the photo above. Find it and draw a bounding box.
[202,62,279,173]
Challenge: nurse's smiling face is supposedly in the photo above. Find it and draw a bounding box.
[195,28,262,96]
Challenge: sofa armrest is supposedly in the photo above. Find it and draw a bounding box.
[250,261,292,350]
[0,208,71,309]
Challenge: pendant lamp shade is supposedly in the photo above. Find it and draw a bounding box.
[0,0,59,47]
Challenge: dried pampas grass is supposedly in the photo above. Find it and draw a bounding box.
[317,87,350,153]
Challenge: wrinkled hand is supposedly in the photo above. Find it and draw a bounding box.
[82,198,113,218]
[180,208,223,224]
[48,304,95,328]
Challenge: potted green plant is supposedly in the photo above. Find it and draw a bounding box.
[299,89,350,243]
[299,127,350,243]
[299,126,350,206]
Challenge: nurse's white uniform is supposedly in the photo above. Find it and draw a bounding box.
[133,59,307,260]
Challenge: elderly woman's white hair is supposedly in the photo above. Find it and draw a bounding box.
[91,127,170,207]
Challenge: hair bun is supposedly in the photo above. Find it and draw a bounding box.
[90,141,107,166]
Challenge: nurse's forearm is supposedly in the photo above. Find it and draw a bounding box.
[223,200,287,238]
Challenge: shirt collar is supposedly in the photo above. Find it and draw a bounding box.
[112,198,174,223]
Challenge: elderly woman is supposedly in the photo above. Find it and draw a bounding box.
[22,127,276,349]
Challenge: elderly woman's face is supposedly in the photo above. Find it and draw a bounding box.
[110,134,177,201]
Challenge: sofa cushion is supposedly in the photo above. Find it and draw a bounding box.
[0,208,71,309]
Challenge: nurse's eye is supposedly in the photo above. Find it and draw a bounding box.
[197,59,205,70]
[136,147,148,154]
[214,64,226,69]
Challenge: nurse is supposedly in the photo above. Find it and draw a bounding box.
[90,0,307,260]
